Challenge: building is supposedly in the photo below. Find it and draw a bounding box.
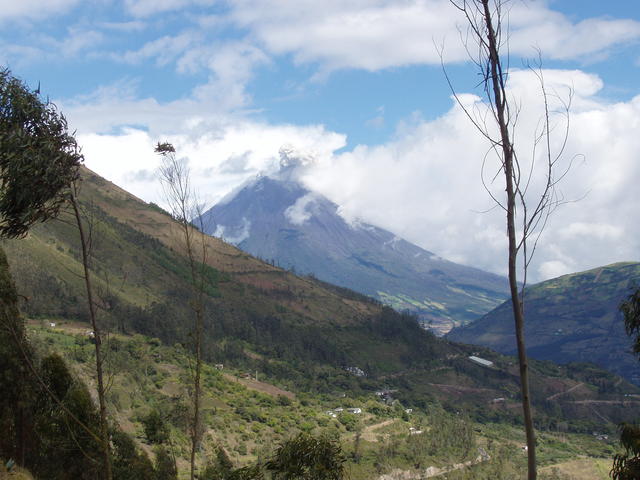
[469,356,494,368]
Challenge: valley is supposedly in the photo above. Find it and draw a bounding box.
[28,319,621,480]
[1,167,638,479]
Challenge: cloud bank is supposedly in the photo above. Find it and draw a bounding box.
[71,67,640,282]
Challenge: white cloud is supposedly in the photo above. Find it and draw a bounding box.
[99,21,147,32]
[538,260,571,280]
[213,217,252,244]
[0,27,103,67]
[226,0,640,71]
[559,222,624,241]
[119,32,199,66]
[285,193,317,226]
[69,81,346,208]
[110,38,268,111]
[0,0,81,21]
[508,7,640,61]
[297,69,640,281]
[69,67,640,283]
[53,28,104,57]
[124,0,217,18]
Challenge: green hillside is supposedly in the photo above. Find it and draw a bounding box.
[27,320,622,480]
[448,263,640,383]
[3,168,640,477]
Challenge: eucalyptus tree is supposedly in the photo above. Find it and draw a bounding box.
[0,68,106,471]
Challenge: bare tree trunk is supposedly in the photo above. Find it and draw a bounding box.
[480,2,536,477]
[70,190,113,480]
[186,236,204,480]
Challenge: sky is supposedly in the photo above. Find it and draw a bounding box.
[1,0,640,282]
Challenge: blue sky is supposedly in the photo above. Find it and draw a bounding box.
[2,0,640,281]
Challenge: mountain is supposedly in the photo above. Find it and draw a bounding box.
[200,175,509,333]
[448,262,640,383]
[3,167,639,430]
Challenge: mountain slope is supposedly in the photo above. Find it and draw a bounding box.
[3,167,639,429]
[200,175,508,333]
[448,262,640,383]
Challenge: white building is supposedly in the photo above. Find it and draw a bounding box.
[469,356,494,367]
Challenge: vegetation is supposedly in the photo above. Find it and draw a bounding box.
[0,249,104,478]
[0,67,101,478]
[0,68,81,238]
[26,320,619,479]
[265,433,345,479]
[156,141,210,480]
[611,287,640,479]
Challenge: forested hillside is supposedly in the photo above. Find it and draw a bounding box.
[448,263,640,383]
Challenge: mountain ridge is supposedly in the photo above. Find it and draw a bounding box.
[200,174,509,333]
[447,261,640,383]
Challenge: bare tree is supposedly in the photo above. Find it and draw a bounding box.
[446,1,574,479]
[69,183,113,480]
[155,142,209,480]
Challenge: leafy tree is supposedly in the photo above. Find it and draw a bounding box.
[611,288,640,479]
[265,433,346,480]
[111,430,155,480]
[0,67,84,468]
[0,68,82,238]
[154,446,178,480]
[201,447,263,480]
[142,409,170,444]
[612,422,640,480]
[31,354,103,479]
[0,246,31,464]
[201,447,234,480]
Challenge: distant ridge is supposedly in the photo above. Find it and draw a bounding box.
[200,174,509,333]
[448,262,640,383]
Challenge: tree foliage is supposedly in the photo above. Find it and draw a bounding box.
[142,409,170,444]
[265,433,346,480]
[201,446,263,480]
[621,288,640,356]
[612,288,640,479]
[0,68,82,238]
